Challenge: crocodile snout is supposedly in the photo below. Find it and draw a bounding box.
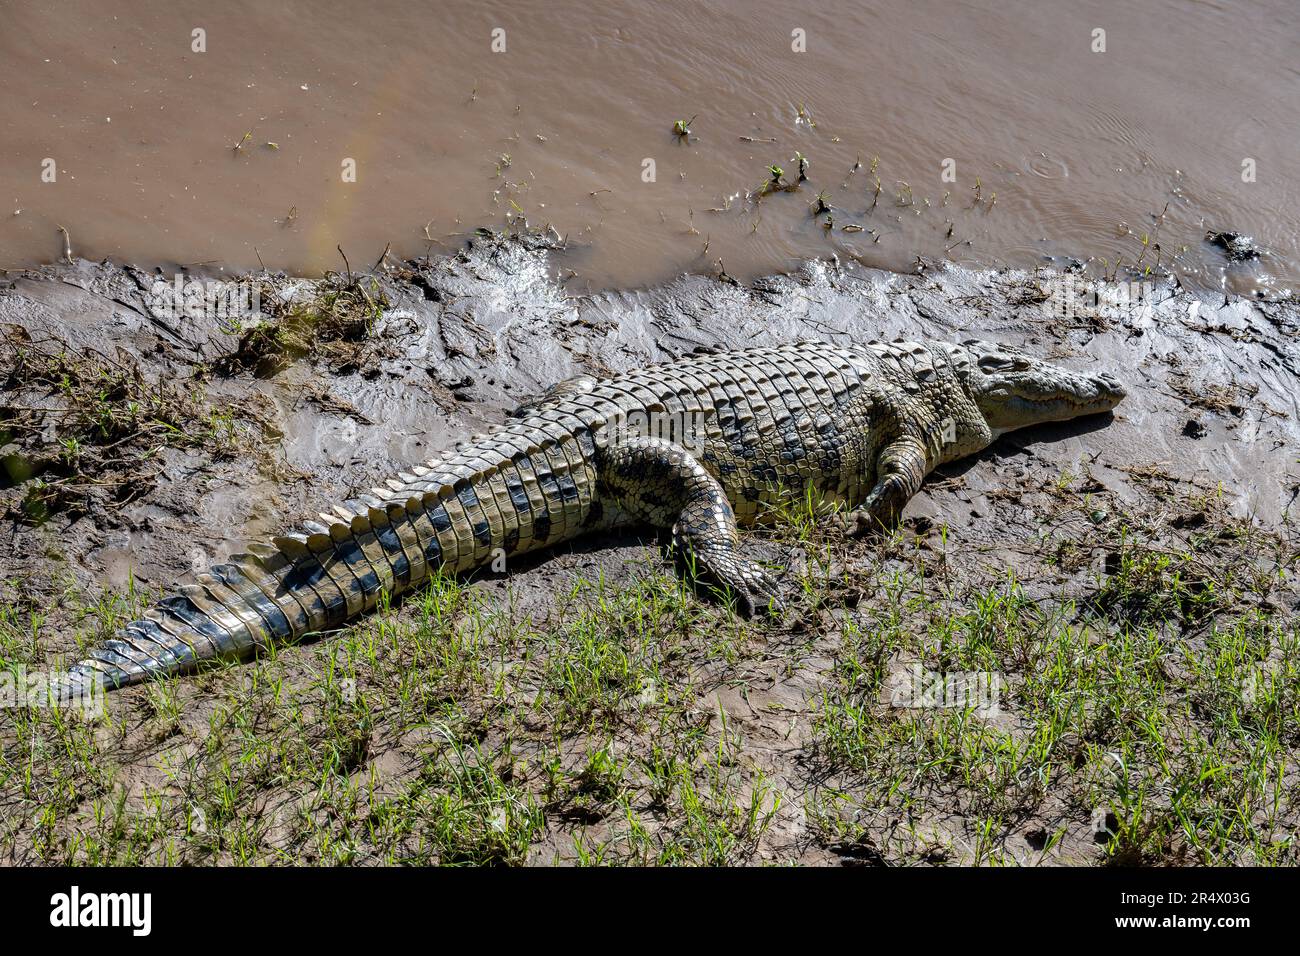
[1094,372,1127,402]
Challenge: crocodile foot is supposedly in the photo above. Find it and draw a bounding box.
[681,542,784,618]
[835,494,907,538]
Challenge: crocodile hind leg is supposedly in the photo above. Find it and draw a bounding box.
[598,436,782,616]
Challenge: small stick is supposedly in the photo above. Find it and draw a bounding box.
[56,224,72,264]
[373,242,391,272]
[337,245,353,284]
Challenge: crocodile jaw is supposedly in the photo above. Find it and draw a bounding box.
[953,341,1127,434]
[981,380,1126,435]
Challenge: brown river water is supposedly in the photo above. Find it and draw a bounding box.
[1,0,1296,295]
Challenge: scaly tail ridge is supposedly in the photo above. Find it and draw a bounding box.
[61,419,591,693]
[63,481,464,691]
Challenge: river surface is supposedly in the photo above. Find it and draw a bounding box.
[1,0,1296,294]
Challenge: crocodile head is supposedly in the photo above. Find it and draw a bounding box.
[952,341,1126,436]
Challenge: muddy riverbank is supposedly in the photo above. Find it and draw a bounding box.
[3,233,1296,595]
[1,235,1297,865]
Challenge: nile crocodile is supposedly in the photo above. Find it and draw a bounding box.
[61,339,1125,694]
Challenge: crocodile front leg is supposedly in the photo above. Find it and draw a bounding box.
[842,435,928,536]
[598,435,782,616]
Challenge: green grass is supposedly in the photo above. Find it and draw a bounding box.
[1,478,1296,866]
[803,495,1297,865]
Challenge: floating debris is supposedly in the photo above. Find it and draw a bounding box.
[1205,230,1260,262]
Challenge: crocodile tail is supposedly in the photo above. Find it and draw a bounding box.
[61,480,468,693]
[60,422,593,694]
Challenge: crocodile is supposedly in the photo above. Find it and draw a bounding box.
[59,339,1125,695]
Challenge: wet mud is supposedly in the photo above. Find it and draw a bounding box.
[1,233,1297,864]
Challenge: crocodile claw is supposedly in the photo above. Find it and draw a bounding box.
[697,549,784,618]
[731,560,785,618]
